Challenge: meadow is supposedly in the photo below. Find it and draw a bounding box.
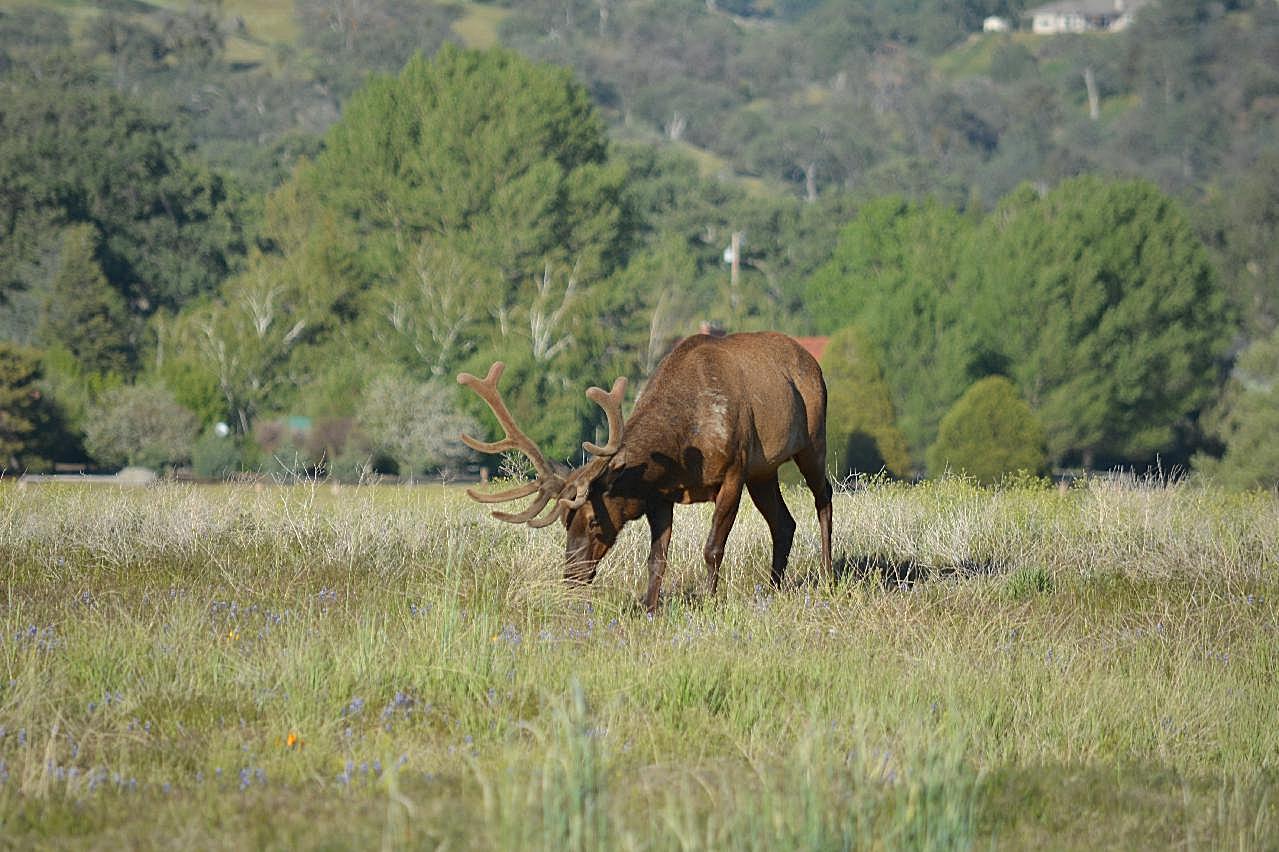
[0,476,1276,849]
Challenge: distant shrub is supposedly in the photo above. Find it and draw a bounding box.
[192,429,242,480]
[989,41,1037,83]
[358,373,479,481]
[305,417,358,466]
[252,419,319,477]
[267,437,317,479]
[926,376,1048,484]
[327,449,375,483]
[83,385,199,471]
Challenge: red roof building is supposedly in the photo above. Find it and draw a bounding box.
[792,336,829,362]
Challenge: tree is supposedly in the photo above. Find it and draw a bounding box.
[0,61,247,326]
[1201,150,1279,339]
[38,225,132,377]
[967,177,1232,466]
[820,325,911,479]
[1194,329,1279,491]
[86,12,167,89]
[926,376,1048,485]
[82,385,198,471]
[160,0,226,71]
[357,373,478,479]
[308,45,628,327]
[168,46,633,449]
[805,196,983,464]
[172,260,315,435]
[295,0,461,101]
[0,342,43,470]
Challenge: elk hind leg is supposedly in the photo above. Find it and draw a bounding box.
[703,474,744,597]
[747,474,796,587]
[793,448,833,576]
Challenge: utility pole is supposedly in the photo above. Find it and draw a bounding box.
[729,230,742,324]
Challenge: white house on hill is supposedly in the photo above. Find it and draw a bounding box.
[1028,0,1148,34]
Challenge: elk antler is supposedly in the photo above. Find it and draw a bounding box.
[458,363,629,526]
[457,362,559,480]
[582,376,627,457]
[458,362,568,524]
[559,376,629,512]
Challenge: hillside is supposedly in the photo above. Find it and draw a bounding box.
[2,0,1278,482]
[8,1,1275,214]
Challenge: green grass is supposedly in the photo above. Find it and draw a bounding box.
[1,477,1276,848]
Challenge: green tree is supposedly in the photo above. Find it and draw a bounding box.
[191,428,244,480]
[926,376,1048,484]
[820,325,911,479]
[1201,150,1279,339]
[968,177,1231,466]
[805,196,983,464]
[0,342,44,470]
[172,259,318,435]
[0,61,247,324]
[308,44,628,331]
[38,225,132,377]
[83,385,199,471]
[170,47,633,450]
[295,0,460,101]
[1194,329,1279,491]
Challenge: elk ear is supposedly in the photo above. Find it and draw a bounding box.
[608,451,628,471]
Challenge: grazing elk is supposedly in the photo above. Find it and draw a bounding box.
[458,331,833,612]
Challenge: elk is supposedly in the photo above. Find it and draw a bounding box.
[457,331,833,612]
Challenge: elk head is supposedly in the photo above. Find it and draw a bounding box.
[457,362,632,582]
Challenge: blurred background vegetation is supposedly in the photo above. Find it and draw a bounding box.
[1,0,1276,487]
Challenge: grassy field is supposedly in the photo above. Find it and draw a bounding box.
[1,477,1276,849]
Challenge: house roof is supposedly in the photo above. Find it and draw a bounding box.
[793,336,829,362]
[1027,0,1145,15]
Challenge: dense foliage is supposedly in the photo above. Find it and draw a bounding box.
[807,196,975,462]
[0,1,1274,484]
[82,385,199,470]
[0,62,247,331]
[1195,329,1279,490]
[0,343,44,470]
[807,179,1231,469]
[967,177,1230,466]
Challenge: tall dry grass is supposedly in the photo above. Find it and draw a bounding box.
[0,477,1275,849]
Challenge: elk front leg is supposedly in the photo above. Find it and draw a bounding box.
[703,473,744,597]
[642,500,674,614]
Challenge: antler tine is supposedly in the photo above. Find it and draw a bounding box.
[465,480,541,504]
[457,362,557,479]
[581,376,627,457]
[527,500,569,529]
[491,488,557,525]
[559,475,592,511]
